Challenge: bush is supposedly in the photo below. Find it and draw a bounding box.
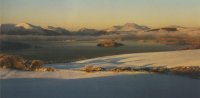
[109,67,132,72]
[169,66,200,78]
[31,60,44,70]
[83,65,105,72]
[93,66,105,71]
[31,67,56,72]
[84,65,94,72]
[0,54,27,70]
[150,67,169,73]
[170,66,200,74]
[46,67,56,72]
[0,54,56,72]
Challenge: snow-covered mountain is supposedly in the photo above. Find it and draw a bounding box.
[78,28,98,33]
[46,26,70,34]
[146,25,200,33]
[0,24,17,32]
[1,23,71,35]
[143,26,200,38]
[146,25,185,32]
[105,23,150,33]
[16,23,43,30]
[1,22,199,36]
[75,28,102,36]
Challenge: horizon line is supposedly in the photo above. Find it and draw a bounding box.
[1,22,200,31]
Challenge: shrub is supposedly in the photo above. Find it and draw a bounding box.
[84,65,94,72]
[93,66,105,71]
[170,66,200,74]
[0,54,26,70]
[109,68,121,72]
[151,67,168,73]
[46,67,56,72]
[32,67,56,72]
[29,60,56,72]
[83,65,105,72]
[109,67,132,72]
[31,60,44,70]
[0,54,56,72]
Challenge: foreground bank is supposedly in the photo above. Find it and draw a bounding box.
[1,49,200,98]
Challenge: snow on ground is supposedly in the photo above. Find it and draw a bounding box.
[0,68,142,80]
[66,49,200,69]
[1,50,200,98]
[1,49,200,80]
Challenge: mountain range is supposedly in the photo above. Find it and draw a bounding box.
[0,23,71,36]
[1,22,199,36]
[105,23,150,33]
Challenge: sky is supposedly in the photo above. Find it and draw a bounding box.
[1,0,200,30]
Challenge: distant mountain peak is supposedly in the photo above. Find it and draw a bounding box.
[46,26,60,30]
[46,26,70,34]
[78,27,97,32]
[78,27,89,31]
[16,22,36,29]
[124,23,138,26]
[47,26,55,29]
[166,25,185,28]
[105,23,150,32]
[16,23,32,29]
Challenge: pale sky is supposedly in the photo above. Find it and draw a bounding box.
[1,0,200,30]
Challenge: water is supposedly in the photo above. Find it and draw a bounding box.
[1,73,200,98]
[2,40,184,63]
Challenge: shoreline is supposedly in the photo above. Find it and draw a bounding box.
[1,49,200,98]
[1,49,200,80]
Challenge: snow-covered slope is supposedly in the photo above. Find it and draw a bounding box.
[16,23,43,30]
[75,28,101,35]
[46,26,70,34]
[0,49,200,79]
[145,26,200,37]
[1,22,200,36]
[78,28,97,32]
[1,50,200,98]
[1,23,71,35]
[0,24,17,32]
[70,49,200,69]
[105,23,150,32]
[1,49,200,80]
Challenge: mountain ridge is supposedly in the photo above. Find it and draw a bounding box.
[1,22,200,36]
